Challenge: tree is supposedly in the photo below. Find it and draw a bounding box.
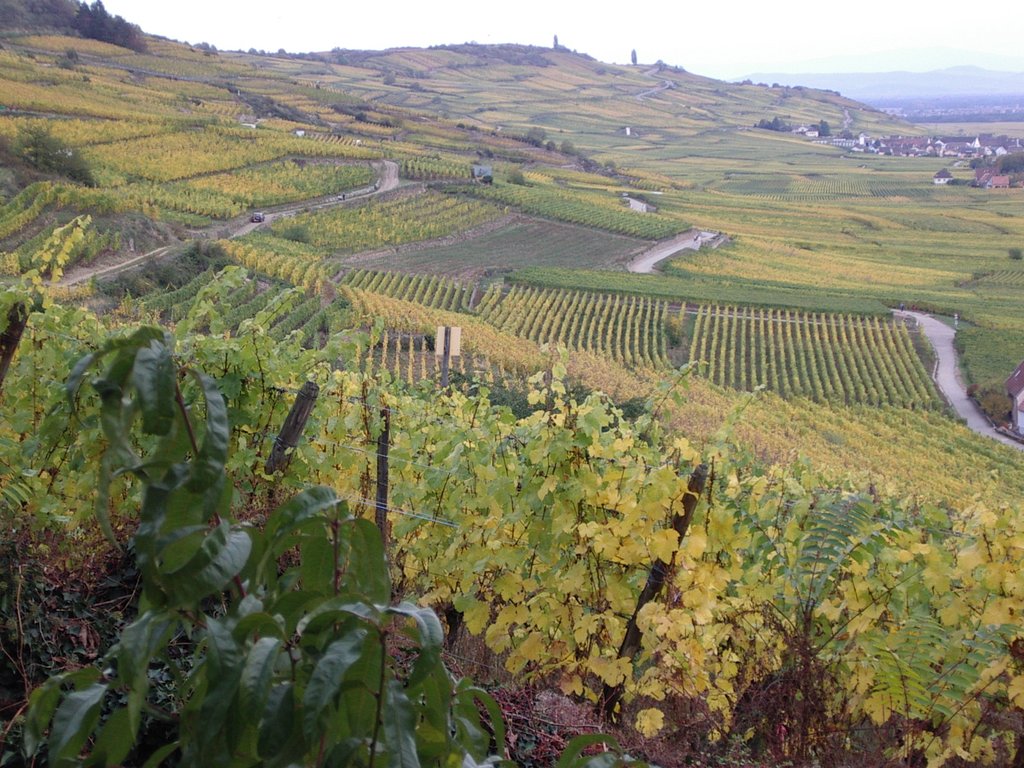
[818,119,831,137]
[631,49,637,66]
[73,0,147,52]
[553,34,559,49]
[12,122,94,185]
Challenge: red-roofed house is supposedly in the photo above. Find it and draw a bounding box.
[1007,361,1024,433]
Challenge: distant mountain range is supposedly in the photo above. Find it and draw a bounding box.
[738,65,1024,109]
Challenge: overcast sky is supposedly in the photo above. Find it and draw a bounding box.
[100,0,1024,80]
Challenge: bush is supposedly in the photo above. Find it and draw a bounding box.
[12,122,95,186]
[278,222,311,243]
[1010,247,1022,261]
[507,168,527,186]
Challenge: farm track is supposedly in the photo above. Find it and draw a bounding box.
[898,310,1024,452]
[627,229,721,273]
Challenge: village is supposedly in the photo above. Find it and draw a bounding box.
[790,126,1024,186]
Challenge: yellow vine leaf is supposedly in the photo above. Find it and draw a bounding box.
[635,708,665,737]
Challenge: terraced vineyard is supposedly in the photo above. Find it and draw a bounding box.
[476,284,670,368]
[686,305,939,408]
[340,269,474,312]
[362,330,503,386]
[462,183,686,239]
[264,190,502,256]
[969,269,1024,288]
[139,269,350,348]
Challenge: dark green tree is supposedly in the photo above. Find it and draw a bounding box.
[818,119,831,137]
[12,123,94,185]
[631,49,637,65]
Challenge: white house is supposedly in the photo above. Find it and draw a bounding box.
[933,169,953,185]
[1007,361,1024,433]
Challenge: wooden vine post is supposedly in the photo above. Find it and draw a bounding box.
[264,381,319,474]
[374,407,391,550]
[601,463,709,720]
[0,302,28,396]
[436,325,461,388]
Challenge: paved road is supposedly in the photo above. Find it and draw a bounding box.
[627,229,719,273]
[897,310,1024,452]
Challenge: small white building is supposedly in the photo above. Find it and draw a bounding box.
[933,169,953,185]
[1007,361,1024,433]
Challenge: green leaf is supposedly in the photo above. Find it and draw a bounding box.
[387,603,444,688]
[132,340,175,436]
[300,531,334,595]
[555,734,624,768]
[265,486,340,551]
[452,682,506,762]
[185,370,229,493]
[258,684,296,760]
[49,681,107,764]
[240,637,283,724]
[383,680,421,768]
[91,706,136,766]
[302,628,371,744]
[197,617,244,750]
[23,675,65,756]
[343,517,390,604]
[117,612,174,733]
[140,741,180,768]
[169,524,251,604]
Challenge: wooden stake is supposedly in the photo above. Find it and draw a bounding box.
[375,407,390,550]
[0,303,28,397]
[264,381,319,474]
[440,326,451,388]
[600,463,708,721]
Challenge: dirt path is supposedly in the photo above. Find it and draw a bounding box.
[896,310,1024,452]
[58,161,401,287]
[627,229,719,273]
[60,245,176,287]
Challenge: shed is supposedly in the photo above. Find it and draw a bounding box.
[933,169,953,185]
[1007,361,1024,433]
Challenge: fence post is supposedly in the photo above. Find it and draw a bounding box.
[264,381,319,474]
[0,302,28,397]
[440,326,452,388]
[600,463,709,721]
[375,407,391,550]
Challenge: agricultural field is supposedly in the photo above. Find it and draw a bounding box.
[6,26,1024,767]
[684,305,939,408]
[339,218,646,276]
[477,284,669,368]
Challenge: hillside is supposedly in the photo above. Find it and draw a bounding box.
[4,17,1024,768]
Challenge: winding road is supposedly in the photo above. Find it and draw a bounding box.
[896,310,1024,452]
[58,160,400,287]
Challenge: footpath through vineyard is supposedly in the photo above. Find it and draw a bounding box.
[898,309,1024,452]
[627,229,720,273]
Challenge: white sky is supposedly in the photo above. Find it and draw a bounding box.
[100,0,1024,80]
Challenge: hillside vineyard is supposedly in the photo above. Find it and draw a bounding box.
[2,14,1024,768]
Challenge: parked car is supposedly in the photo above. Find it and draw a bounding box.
[251,212,265,223]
